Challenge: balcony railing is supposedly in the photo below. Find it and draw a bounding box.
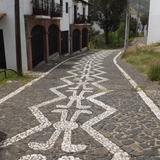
[32,0,62,17]
[74,15,90,24]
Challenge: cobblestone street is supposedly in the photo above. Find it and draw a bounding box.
[0,50,160,160]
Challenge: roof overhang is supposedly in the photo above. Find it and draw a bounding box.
[0,13,6,20]
[79,0,92,6]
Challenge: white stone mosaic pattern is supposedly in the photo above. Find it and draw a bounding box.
[0,51,130,160]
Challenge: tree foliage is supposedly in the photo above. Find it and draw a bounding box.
[89,0,127,44]
[129,17,138,37]
[140,14,149,26]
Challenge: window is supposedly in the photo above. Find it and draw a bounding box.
[66,2,68,13]
[83,7,85,17]
[60,0,63,6]
[74,5,77,19]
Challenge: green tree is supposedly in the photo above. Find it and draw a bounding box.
[129,17,138,37]
[140,14,149,26]
[89,0,127,44]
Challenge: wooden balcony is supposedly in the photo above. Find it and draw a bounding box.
[32,0,62,17]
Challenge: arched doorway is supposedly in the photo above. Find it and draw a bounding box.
[31,25,45,67]
[82,28,88,48]
[72,29,80,52]
[61,31,69,55]
[48,24,59,56]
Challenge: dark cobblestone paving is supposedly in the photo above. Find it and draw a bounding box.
[0,50,160,160]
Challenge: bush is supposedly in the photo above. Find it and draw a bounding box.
[130,17,138,38]
[123,46,160,82]
[108,22,125,48]
[148,63,160,81]
[89,27,107,49]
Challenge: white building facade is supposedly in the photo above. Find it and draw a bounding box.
[0,0,90,71]
[147,0,160,44]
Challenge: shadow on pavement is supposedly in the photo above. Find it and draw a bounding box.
[0,131,7,143]
[0,131,7,159]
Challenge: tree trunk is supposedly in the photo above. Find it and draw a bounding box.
[105,30,109,44]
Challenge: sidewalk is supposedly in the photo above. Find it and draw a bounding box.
[119,53,160,109]
[0,50,160,160]
[0,51,91,100]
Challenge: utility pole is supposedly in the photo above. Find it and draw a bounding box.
[124,0,130,51]
[136,0,140,35]
[15,0,23,76]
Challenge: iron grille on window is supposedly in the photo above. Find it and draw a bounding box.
[32,0,62,17]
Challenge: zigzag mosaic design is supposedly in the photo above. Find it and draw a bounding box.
[0,51,130,160]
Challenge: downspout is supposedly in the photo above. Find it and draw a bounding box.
[15,0,23,76]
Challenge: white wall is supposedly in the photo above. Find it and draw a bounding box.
[0,0,89,71]
[69,0,75,24]
[147,0,160,44]
[77,0,88,18]
[20,0,32,72]
[0,0,32,72]
[0,0,17,70]
[60,0,70,31]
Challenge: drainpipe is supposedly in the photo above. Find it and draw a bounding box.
[15,0,23,76]
[69,5,72,55]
